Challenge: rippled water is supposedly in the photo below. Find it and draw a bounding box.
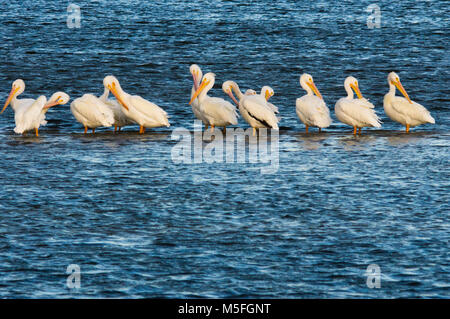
[0,1,448,298]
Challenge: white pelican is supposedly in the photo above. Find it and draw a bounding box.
[223,80,279,136]
[99,85,134,133]
[189,64,210,129]
[296,73,331,133]
[260,86,279,114]
[335,76,381,135]
[245,87,278,113]
[384,72,435,133]
[189,73,238,133]
[104,75,170,134]
[71,93,115,134]
[2,80,69,136]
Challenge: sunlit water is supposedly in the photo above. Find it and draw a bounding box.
[0,1,448,298]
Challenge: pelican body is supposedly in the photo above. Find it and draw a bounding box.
[189,73,238,132]
[383,72,435,132]
[104,75,170,134]
[296,74,331,132]
[223,81,278,136]
[2,80,69,136]
[335,76,381,134]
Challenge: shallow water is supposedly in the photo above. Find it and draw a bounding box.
[0,1,448,298]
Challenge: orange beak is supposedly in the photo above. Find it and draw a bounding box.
[392,79,412,104]
[43,96,62,109]
[307,80,323,99]
[265,90,273,101]
[350,82,363,99]
[227,89,239,106]
[108,83,129,111]
[189,79,210,105]
[2,86,20,114]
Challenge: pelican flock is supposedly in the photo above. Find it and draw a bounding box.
[1,68,435,137]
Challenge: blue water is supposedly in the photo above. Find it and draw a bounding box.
[0,0,448,298]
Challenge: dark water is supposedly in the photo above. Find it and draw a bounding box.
[0,0,449,298]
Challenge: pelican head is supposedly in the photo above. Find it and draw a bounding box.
[190,64,203,90]
[103,75,129,111]
[2,79,25,114]
[261,86,274,101]
[222,80,240,106]
[189,72,215,105]
[245,89,257,96]
[344,76,363,99]
[44,92,70,109]
[300,73,322,99]
[388,72,412,103]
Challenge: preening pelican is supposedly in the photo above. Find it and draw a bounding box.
[223,80,279,136]
[260,86,279,114]
[384,72,435,133]
[296,73,331,133]
[245,87,278,113]
[2,80,70,136]
[335,76,381,135]
[99,84,134,133]
[189,64,209,129]
[189,73,238,133]
[71,93,115,134]
[104,75,170,134]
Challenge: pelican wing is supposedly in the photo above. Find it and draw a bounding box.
[14,96,46,133]
[241,95,279,129]
[71,94,115,126]
[337,98,381,127]
[390,96,435,123]
[200,97,238,125]
[130,95,170,127]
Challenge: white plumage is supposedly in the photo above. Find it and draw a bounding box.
[2,79,70,136]
[296,73,331,132]
[71,94,115,133]
[223,80,278,136]
[104,75,170,134]
[189,64,210,128]
[383,72,434,132]
[335,76,381,134]
[189,73,238,132]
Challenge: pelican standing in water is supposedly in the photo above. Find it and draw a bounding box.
[189,73,238,133]
[296,73,332,133]
[104,75,170,134]
[189,64,210,129]
[2,80,70,136]
[99,81,135,133]
[71,92,115,134]
[384,72,435,133]
[223,80,279,136]
[335,76,381,135]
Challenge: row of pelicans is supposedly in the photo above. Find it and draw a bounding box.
[1,65,435,137]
